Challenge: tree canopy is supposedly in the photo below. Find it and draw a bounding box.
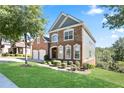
[112,37,124,61]
[102,5,124,29]
[0,5,46,41]
[0,5,47,64]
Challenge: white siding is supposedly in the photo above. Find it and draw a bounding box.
[23,48,31,55]
[1,45,11,53]
[82,29,95,62]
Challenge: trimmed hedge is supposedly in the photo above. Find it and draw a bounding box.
[44,55,49,61]
[75,61,80,67]
[68,61,73,65]
[61,63,67,68]
[71,64,77,71]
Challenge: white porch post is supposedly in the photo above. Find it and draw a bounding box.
[16,48,18,54]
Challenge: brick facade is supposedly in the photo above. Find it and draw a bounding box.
[32,37,49,55]
[49,25,84,66]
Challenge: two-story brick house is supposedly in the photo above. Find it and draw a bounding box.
[49,13,96,67]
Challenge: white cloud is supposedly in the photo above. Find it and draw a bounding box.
[116,28,124,33]
[111,34,118,38]
[87,5,104,15]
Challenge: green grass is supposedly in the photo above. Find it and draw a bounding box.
[0,62,124,88]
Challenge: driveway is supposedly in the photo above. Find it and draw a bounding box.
[0,73,18,88]
[0,57,25,62]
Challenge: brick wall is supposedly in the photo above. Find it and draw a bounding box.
[49,25,83,65]
[32,37,49,55]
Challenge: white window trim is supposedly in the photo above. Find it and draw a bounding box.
[65,44,71,59]
[58,45,63,59]
[64,29,74,41]
[73,44,80,60]
[50,46,57,59]
[59,16,68,28]
[51,34,58,42]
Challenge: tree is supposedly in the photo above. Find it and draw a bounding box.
[102,6,124,62]
[0,6,46,65]
[102,5,124,29]
[96,47,112,63]
[112,37,124,61]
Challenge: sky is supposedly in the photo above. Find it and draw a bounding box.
[43,5,124,48]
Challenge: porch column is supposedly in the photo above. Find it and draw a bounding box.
[16,48,18,54]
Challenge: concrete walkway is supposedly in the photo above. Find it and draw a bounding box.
[0,73,18,88]
[0,57,25,63]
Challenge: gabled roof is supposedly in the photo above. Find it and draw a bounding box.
[49,12,83,31]
[49,12,96,43]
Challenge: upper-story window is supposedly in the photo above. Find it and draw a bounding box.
[51,34,58,42]
[64,29,74,41]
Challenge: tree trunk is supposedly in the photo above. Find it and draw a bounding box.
[24,33,28,64]
[0,37,2,54]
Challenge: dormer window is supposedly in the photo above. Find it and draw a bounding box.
[64,29,74,41]
[51,34,58,42]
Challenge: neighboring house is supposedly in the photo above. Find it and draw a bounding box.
[32,36,49,61]
[10,41,32,55]
[49,13,96,67]
[0,39,11,54]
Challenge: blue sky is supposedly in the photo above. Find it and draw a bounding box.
[43,5,124,48]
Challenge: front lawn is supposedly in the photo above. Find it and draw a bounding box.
[0,62,124,88]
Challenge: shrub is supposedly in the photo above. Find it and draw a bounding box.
[57,62,61,67]
[118,67,124,73]
[75,61,80,67]
[68,61,73,65]
[48,61,52,65]
[43,61,48,64]
[108,62,119,71]
[63,61,68,63]
[83,63,88,69]
[2,53,8,56]
[53,61,61,67]
[96,62,109,70]
[117,61,124,67]
[83,63,95,69]
[52,60,61,67]
[44,55,49,61]
[87,64,95,69]
[61,63,67,69]
[71,64,77,71]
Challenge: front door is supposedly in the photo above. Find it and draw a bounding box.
[52,47,57,59]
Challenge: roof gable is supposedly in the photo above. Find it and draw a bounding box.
[49,13,82,31]
[61,17,79,28]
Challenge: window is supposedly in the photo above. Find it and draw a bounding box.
[65,45,71,59]
[73,44,80,60]
[37,37,40,44]
[64,29,74,40]
[58,45,63,59]
[51,34,58,42]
